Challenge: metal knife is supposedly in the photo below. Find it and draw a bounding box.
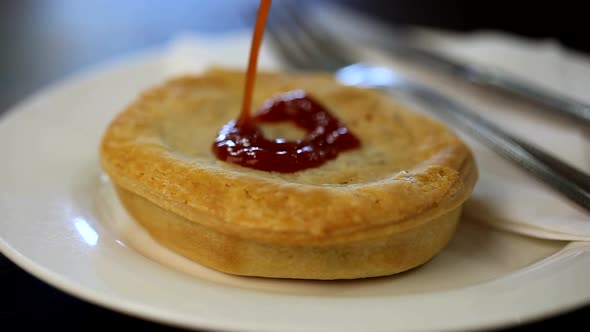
[376,35,590,127]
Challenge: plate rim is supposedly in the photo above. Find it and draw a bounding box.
[1,46,590,332]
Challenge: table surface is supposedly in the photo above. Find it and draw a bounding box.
[1,0,588,330]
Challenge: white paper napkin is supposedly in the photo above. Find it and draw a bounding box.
[162,18,589,241]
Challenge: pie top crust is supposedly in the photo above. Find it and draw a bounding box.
[100,68,477,245]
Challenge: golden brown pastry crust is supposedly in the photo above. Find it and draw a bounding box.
[100,68,477,278]
[115,186,465,279]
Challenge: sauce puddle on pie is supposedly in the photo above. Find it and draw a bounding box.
[99,0,477,280]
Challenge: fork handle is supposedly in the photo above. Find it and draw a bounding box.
[398,47,590,127]
[393,82,590,212]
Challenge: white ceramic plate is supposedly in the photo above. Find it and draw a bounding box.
[1,49,590,332]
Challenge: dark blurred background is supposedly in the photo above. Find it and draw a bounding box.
[340,0,586,54]
[1,0,587,330]
[0,0,587,113]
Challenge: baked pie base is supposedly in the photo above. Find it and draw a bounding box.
[116,186,467,279]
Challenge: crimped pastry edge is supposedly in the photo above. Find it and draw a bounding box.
[102,151,476,246]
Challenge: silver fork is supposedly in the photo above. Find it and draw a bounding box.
[266,4,590,213]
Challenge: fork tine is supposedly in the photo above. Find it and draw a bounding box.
[275,1,356,69]
[266,24,310,71]
[268,3,326,71]
[266,0,353,71]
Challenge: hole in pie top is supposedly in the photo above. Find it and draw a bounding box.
[212,91,362,174]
